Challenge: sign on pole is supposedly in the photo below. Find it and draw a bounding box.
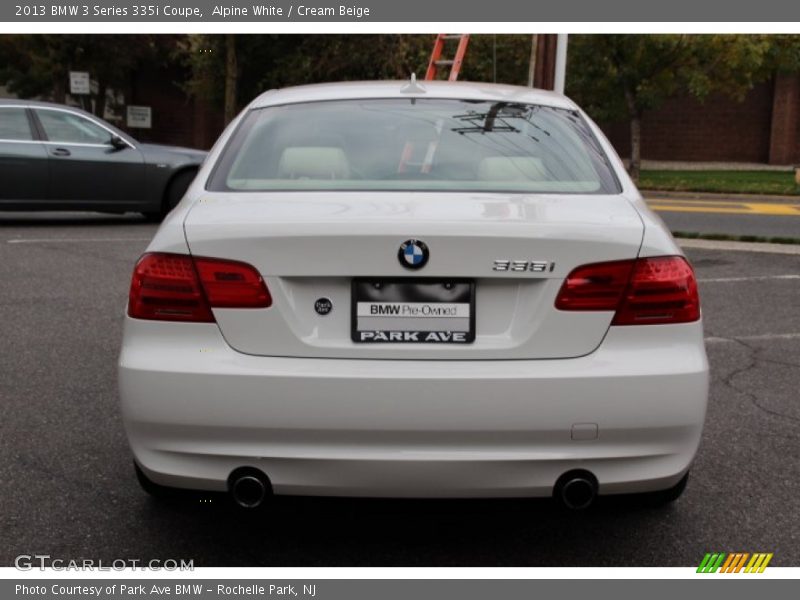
[69,71,91,95]
[126,105,152,129]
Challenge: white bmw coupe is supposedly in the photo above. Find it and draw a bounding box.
[119,80,708,509]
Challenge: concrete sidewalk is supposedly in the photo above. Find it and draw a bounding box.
[642,190,800,204]
[638,160,795,172]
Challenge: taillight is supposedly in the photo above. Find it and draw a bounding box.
[554,260,634,311]
[128,253,213,322]
[194,257,272,308]
[555,256,700,325]
[613,256,700,325]
[128,253,271,322]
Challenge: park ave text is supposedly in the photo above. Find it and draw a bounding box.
[16,584,317,597]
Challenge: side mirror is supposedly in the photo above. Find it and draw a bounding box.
[109,135,128,151]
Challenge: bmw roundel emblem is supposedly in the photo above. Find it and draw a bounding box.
[398,239,429,270]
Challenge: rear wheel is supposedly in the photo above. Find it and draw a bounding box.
[141,170,197,222]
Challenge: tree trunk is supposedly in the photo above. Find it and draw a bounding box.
[624,87,642,184]
[224,34,238,125]
[53,78,67,104]
[527,35,538,88]
[95,82,107,119]
[629,114,642,184]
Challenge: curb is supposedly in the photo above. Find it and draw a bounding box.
[643,190,800,204]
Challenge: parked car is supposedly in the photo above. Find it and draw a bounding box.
[119,81,709,509]
[0,99,206,219]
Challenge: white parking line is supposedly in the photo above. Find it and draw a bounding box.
[698,275,800,283]
[705,333,800,344]
[5,237,151,244]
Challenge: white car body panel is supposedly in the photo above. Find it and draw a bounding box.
[183,192,644,360]
[120,81,709,499]
[120,320,707,497]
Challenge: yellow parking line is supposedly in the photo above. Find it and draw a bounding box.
[647,199,749,208]
[646,199,800,216]
[649,205,760,215]
[747,203,800,215]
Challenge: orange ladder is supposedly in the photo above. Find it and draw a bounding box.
[425,34,470,81]
[398,34,470,174]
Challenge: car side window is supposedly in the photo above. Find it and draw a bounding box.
[35,109,112,145]
[0,107,35,141]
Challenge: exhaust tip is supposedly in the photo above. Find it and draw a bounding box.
[228,468,271,508]
[555,470,598,510]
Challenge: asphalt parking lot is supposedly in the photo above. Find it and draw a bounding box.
[646,193,800,238]
[1,212,798,567]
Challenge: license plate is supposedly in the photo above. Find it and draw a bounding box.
[351,279,475,344]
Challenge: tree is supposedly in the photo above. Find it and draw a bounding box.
[260,35,431,87]
[566,35,774,182]
[459,35,532,85]
[175,34,433,119]
[224,35,238,125]
[0,35,162,117]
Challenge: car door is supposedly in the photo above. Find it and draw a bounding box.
[33,107,146,209]
[0,106,48,204]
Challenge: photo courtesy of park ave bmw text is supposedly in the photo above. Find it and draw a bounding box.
[0,0,799,595]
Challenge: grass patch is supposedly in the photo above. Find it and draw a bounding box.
[640,170,799,196]
[673,231,800,245]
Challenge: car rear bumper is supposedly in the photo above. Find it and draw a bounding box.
[118,319,709,498]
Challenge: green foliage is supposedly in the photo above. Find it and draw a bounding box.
[268,35,431,86]
[3,33,799,126]
[459,35,532,85]
[175,34,294,108]
[565,35,795,179]
[640,169,799,196]
[0,34,163,114]
[762,34,800,73]
[566,34,785,122]
[174,34,433,112]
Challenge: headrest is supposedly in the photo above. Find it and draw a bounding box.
[277,147,350,180]
[477,157,547,182]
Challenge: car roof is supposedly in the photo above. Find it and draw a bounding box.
[249,80,578,111]
[0,98,84,110]
[0,98,136,144]
[0,98,110,121]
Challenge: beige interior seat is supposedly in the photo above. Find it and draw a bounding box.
[477,156,548,181]
[277,147,350,180]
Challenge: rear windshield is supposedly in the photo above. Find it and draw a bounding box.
[208,98,620,194]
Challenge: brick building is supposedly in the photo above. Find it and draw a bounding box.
[128,67,800,166]
[118,63,223,150]
[600,73,800,166]
[16,50,792,165]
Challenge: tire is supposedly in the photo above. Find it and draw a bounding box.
[141,169,197,222]
[641,472,689,507]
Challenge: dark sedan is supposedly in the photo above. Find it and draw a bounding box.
[0,99,206,220]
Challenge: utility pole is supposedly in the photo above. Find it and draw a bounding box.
[527,35,538,88]
[554,33,568,94]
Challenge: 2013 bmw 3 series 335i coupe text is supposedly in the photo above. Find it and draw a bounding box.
[118,80,708,510]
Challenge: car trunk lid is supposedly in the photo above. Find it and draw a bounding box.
[183,191,643,359]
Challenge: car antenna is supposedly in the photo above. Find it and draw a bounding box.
[401,73,427,94]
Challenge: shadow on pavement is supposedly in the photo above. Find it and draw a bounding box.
[130,490,680,567]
